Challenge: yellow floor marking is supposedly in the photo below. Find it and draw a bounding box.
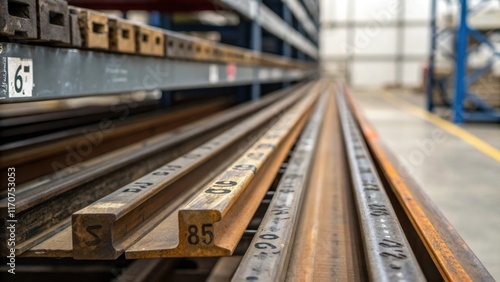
[380,92,500,162]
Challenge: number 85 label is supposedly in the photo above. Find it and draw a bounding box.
[187,224,214,245]
[8,57,33,98]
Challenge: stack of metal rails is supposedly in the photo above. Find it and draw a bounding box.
[427,0,500,123]
[0,0,495,281]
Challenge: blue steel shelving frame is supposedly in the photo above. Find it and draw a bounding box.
[149,0,319,102]
[427,0,500,123]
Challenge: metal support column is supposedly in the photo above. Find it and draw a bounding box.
[395,0,405,86]
[282,3,292,88]
[428,0,499,123]
[426,0,437,112]
[156,13,173,108]
[251,0,262,100]
[296,24,306,61]
[453,0,469,124]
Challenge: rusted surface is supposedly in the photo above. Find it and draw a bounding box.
[126,83,321,258]
[0,98,230,184]
[343,84,494,281]
[24,221,72,257]
[0,84,306,257]
[232,89,327,281]
[71,86,307,260]
[0,0,37,38]
[0,87,287,256]
[37,0,70,43]
[338,89,425,281]
[286,83,367,281]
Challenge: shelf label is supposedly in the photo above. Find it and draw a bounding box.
[209,64,219,84]
[227,63,236,82]
[8,57,33,98]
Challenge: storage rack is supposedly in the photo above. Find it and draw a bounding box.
[427,0,500,123]
[61,0,320,101]
[0,0,319,103]
[0,42,311,102]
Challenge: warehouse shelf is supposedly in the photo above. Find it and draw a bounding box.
[68,0,319,59]
[216,0,318,58]
[280,0,318,41]
[427,0,500,123]
[0,43,313,102]
[63,0,319,102]
[302,0,319,23]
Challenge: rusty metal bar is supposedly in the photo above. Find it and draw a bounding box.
[336,86,425,281]
[125,82,323,259]
[70,83,310,260]
[0,84,305,257]
[232,85,327,281]
[342,83,494,281]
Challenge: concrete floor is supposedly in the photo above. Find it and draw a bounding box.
[353,88,500,279]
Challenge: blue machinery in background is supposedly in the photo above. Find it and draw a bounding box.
[427,0,500,123]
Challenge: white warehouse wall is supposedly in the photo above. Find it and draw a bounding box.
[320,0,431,88]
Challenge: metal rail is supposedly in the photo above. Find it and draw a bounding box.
[232,85,327,281]
[71,83,310,259]
[0,100,157,144]
[0,79,493,281]
[0,98,231,184]
[125,82,322,258]
[286,83,367,281]
[337,88,425,281]
[342,84,495,281]
[0,84,305,256]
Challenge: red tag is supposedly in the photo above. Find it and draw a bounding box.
[227,63,236,81]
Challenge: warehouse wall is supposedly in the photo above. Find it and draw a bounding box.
[320,0,430,88]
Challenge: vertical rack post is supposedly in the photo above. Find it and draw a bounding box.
[453,0,468,124]
[282,3,292,88]
[296,24,306,61]
[251,0,262,100]
[426,0,438,112]
[395,0,405,87]
[156,13,173,108]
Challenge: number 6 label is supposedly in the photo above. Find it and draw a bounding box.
[8,57,33,98]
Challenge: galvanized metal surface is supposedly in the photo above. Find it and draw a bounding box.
[0,43,311,102]
[337,89,426,281]
[216,0,318,58]
[282,0,318,40]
